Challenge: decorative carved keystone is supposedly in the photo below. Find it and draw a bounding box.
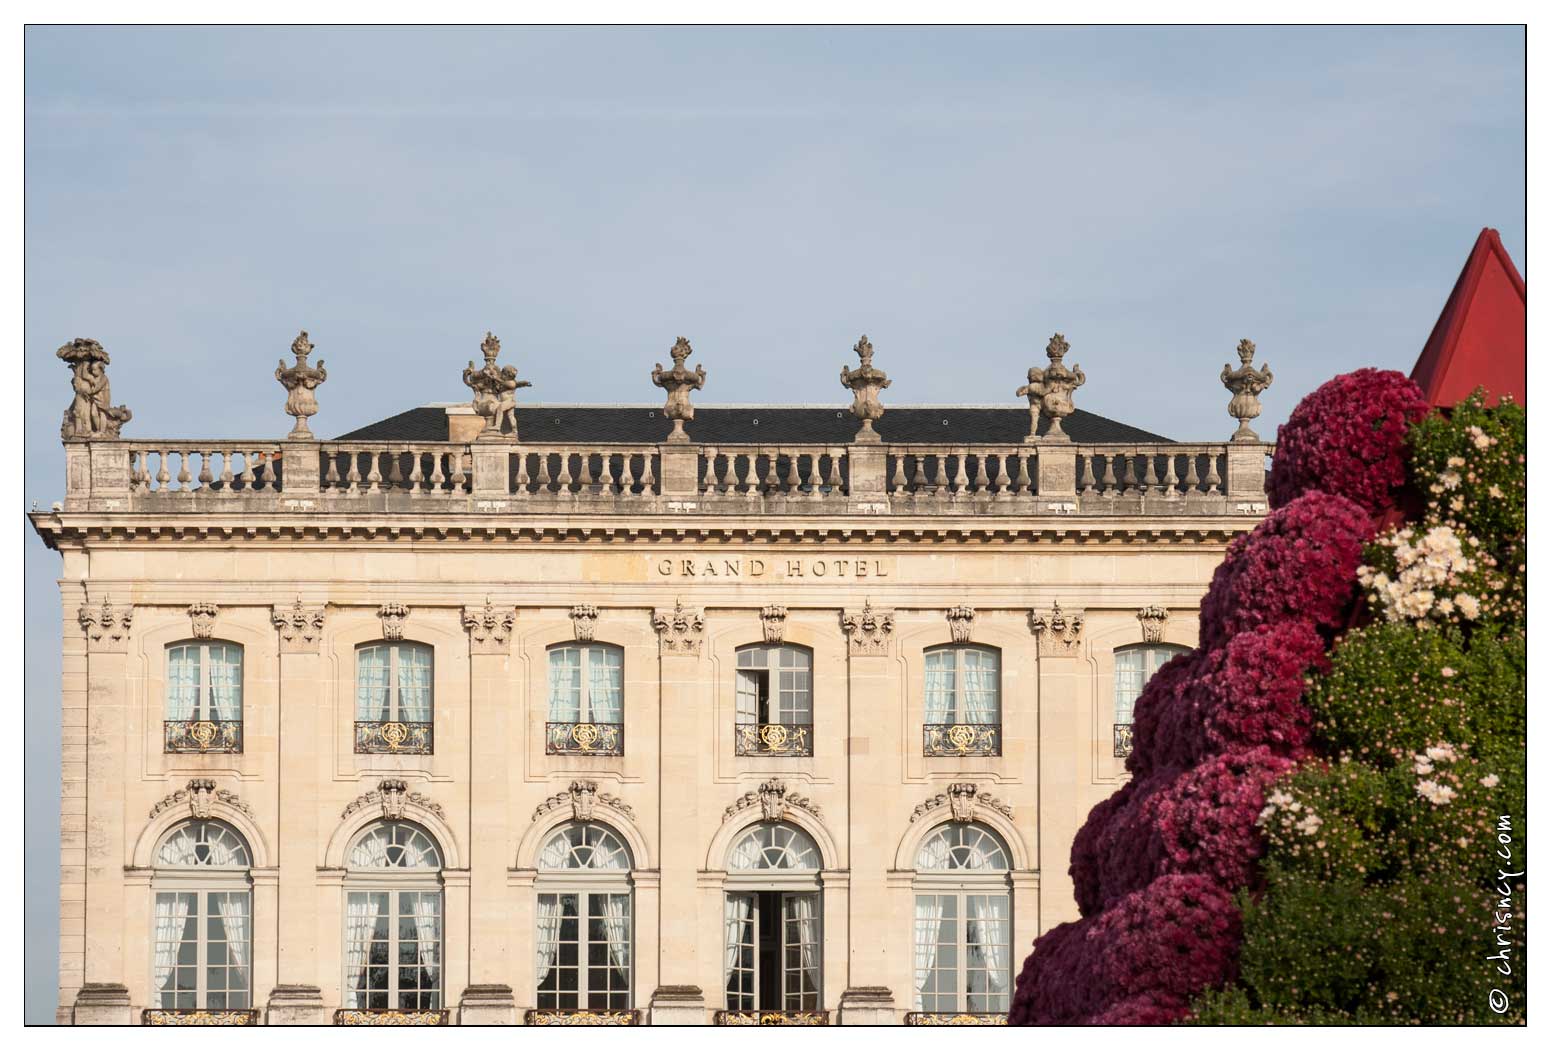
[78,597,133,653]
[842,599,894,656]
[275,330,327,439]
[57,337,132,440]
[272,597,326,654]
[341,778,444,822]
[1017,333,1086,441]
[378,603,410,641]
[652,599,705,655]
[760,605,788,645]
[909,782,1012,824]
[533,780,634,822]
[946,605,975,644]
[1137,605,1170,644]
[570,604,600,642]
[1030,600,1085,657]
[463,597,516,653]
[651,337,706,443]
[725,779,821,822]
[187,602,220,639]
[1221,338,1274,441]
[462,332,531,440]
[150,778,252,821]
[840,334,891,442]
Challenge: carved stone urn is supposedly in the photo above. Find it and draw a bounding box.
[462,332,531,440]
[1016,333,1086,442]
[839,334,891,442]
[275,330,327,439]
[1221,338,1274,441]
[651,337,706,443]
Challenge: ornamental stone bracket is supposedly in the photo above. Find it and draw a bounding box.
[760,605,788,644]
[946,605,975,644]
[271,598,326,654]
[342,778,445,823]
[570,604,600,642]
[842,599,894,656]
[652,599,705,655]
[1137,604,1170,643]
[187,602,220,639]
[378,603,410,640]
[462,597,516,654]
[78,597,133,653]
[150,778,253,821]
[534,780,634,823]
[725,779,823,823]
[909,782,1012,824]
[1030,600,1084,657]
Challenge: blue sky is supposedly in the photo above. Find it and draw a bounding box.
[22,25,1524,1022]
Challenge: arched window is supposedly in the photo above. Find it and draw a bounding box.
[913,823,1011,1017]
[152,820,253,1011]
[535,823,634,1011]
[734,645,813,757]
[546,643,624,755]
[343,821,443,1011]
[165,641,243,754]
[1113,643,1189,757]
[722,823,822,1015]
[355,642,433,754]
[923,645,1001,757]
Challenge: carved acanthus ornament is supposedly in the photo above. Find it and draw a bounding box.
[570,605,600,642]
[462,331,531,440]
[342,778,444,822]
[187,602,220,639]
[78,597,134,653]
[275,330,327,439]
[150,778,253,821]
[378,603,410,641]
[946,606,975,644]
[1016,333,1086,441]
[1137,605,1170,644]
[842,600,894,656]
[1030,600,1085,657]
[462,598,516,653]
[1221,338,1274,441]
[909,782,1012,824]
[651,337,706,443]
[652,599,705,655]
[272,598,326,654]
[839,334,891,442]
[760,605,788,645]
[57,337,132,440]
[725,779,821,823]
[533,780,634,823]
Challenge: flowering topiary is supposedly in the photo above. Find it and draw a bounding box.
[1266,368,1428,515]
[1198,490,1373,647]
[1196,621,1326,757]
[1088,992,1191,1026]
[1089,874,1242,1005]
[1009,917,1097,1024]
[1125,649,1203,778]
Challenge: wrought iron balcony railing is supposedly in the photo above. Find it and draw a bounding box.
[164,719,243,754]
[904,1012,1009,1026]
[333,1008,449,1025]
[546,721,624,756]
[1114,722,1134,758]
[525,1008,641,1025]
[714,1010,829,1026]
[354,720,434,755]
[923,723,1001,757]
[143,1009,259,1026]
[734,722,814,757]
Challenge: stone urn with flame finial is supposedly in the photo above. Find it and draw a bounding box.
[651,336,706,442]
[275,330,327,439]
[840,334,891,442]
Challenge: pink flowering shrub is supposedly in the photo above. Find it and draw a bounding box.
[1196,622,1326,757]
[1198,491,1373,647]
[1009,918,1097,1024]
[1125,649,1203,778]
[1088,992,1191,1026]
[1266,368,1428,515]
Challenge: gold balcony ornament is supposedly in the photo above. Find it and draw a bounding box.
[1114,722,1135,759]
[651,336,706,443]
[734,722,813,757]
[1221,338,1273,442]
[904,1012,1008,1026]
[275,330,327,440]
[546,721,623,756]
[143,1009,258,1026]
[526,1009,640,1026]
[1017,332,1085,442]
[923,723,1000,758]
[333,1009,449,1026]
[715,1010,828,1026]
[380,721,410,750]
[189,721,219,749]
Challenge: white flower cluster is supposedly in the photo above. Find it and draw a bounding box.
[1413,743,1461,806]
[1257,789,1323,836]
[1358,524,1483,624]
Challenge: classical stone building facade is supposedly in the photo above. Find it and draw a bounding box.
[32,332,1275,1025]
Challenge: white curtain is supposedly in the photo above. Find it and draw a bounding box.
[167,646,200,720]
[207,644,241,722]
[413,895,441,997]
[548,648,581,722]
[723,893,753,989]
[790,894,821,1001]
[924,651,955,723]
[602,894,631,980]
[968,895,1010,1010]
[535,895,563,989]
[216,893,250,994]
[961,650,999,724]
[1114,649,1146,724]
[153,893,191,997]
[587,648,623,724]
[398,646,433,723]
[344,893,382,1006]
[912,895,945,1005]
[356,647,390,721]
[206,828,239,867]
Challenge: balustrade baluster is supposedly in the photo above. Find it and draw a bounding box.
[1120,452,1138,494]
[700,448,719,494]
[618,454,635,497]
[514,452,530,495]
[156,449,171,491]
[1182,452,1201,493]
[599,451,616,494]
[1017,451,1035,494]
[973,452,991,492]
[1162,454,1180,498]
[1142,453,1160,493]
[429,450,445,491]
[345,451,362,492]
[364,451,382,492]
[198,451,214,491]
[386,450,404,490]
[911,455,928,492]
[407,448,424,493]
[890,455,907,494]
[993,452,1011,493]
[556,452,574,492]
[952,451,970,492]
[639,454,656,493]
[578,452,595,490]
[324,450,341,490]
[827,449,843,491]
[1078,453,1096,494]
[534,452,552,493]
[239,451,257,491]
[784,451,801,493]
[1100,453,1117,496]
[176,450,192,491]
[257,451,274,491]
[1204,453,1222,494]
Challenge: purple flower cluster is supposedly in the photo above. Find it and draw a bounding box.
[1267,368,1429,516]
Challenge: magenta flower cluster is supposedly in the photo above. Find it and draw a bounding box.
[1010,370,1405,1025]
[1266,367,1429,516]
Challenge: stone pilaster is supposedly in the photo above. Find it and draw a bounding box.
[843,625,892,1016]
[80,595,131,1009]
[272,600,326,995]
[465,601,516,1001]
[57,577,88,1023]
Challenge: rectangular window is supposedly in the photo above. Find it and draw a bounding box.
[344,889,441,1010]
[724,891,820,1011]
[734,646,815,756]
[165,642,244,753]
[923,646,1001,757]
[153,890,251,1009]
[355,643,434,754]
[536,891,632,1009]
[912,892,1009,1014]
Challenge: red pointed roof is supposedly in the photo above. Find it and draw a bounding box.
[1409,227,1526,408]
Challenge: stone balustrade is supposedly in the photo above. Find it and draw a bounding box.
[59,436,1271,516]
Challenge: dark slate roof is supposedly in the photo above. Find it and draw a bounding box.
[337,404,1171,445]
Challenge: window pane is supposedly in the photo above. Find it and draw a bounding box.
[586,646,624,724]
[356,645,391,721]
[548,647,583,722]
[206,643,243,723]
[924,649,955,723]
[166,644,201,720]
[396,644,433,722]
